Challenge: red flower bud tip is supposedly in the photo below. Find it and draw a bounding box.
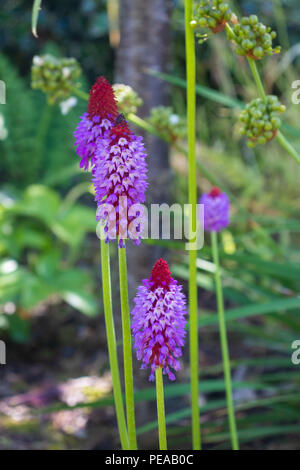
[88,76,118,120]
[209,186,222,198]
[150,259,171,290]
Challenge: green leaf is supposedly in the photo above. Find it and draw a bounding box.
[206,424,300,446]
[11,185,60,224]
[32,0,42,37]
[20,272,56,309]
[54,269,98,317]
[198,297,300,327]
[62,291,98,317]
[145,69,244,109]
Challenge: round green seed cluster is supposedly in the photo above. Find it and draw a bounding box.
[239,96,285,147]
[113,84,143,115]
[193,0,233,33]
[147,106,186,142]
[231,15,280,60]
[31,54,81,104]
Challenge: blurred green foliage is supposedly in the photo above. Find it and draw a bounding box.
[0,183,99,342]
[0,53,88,188]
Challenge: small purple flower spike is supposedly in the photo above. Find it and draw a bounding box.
[131,259,187,381]
[74,77,118,170]
[200,187,230,232]
[93,115,148,246]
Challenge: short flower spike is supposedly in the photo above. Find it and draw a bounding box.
[131,259,187,381]
[93,114,148,246]
[200,187,230,232]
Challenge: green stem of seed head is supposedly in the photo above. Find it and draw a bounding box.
[185,0,201,451]
[155,367,168,450]
[211,231,239,451]
[71,86,89,101]
[247,58,266,101]
[118,243,137,450]
[100,238,129,450]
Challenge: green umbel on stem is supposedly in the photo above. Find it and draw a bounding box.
[118,243,137,450]
[225,22,300,167]
[155,367,167,450]
[185,0,201,450]
[211,231,239,450]
[100,239,129,450]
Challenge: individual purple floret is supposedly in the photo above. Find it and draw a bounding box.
[93,115,148,246]
[199,186,230,232]
[131,259,187,381]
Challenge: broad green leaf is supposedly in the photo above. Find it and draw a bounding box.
[11,185,60,224]
[20,272,56,309]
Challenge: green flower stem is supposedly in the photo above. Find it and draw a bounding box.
[71,87,89,101]
[100,239,129,450]
[211,231,239,451]
[127,112,162,139]
[155,367,167,450]
[185,0,201,451]
[118,243,137,450]
[247,58,266,101]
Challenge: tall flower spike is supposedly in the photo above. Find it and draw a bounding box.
[74,76,118,170]
[131,259,187,381]
[200,187,230,232]
[93,114,148,246]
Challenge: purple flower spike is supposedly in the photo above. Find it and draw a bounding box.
[93,115,148,246]
[200,187,230,232]
[131,259,187,381]
[74,76,118,170]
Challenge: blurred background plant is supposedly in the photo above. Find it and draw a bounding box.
[0,0,299,450]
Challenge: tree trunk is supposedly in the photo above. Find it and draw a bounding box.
[115,0,173,290]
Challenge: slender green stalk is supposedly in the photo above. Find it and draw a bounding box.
[118,244,137,450]
[155,367,167,450]
[71,87,89,101]
[100,239,129,450]
[185,0,201,450]
[247,58,266,101]
[211,231,239,451]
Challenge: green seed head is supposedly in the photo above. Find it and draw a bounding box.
[31,54,82,104]
[193,0,233,34]
[147,106,186,142]
[231,15,280,60]
[239,96,285,147]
